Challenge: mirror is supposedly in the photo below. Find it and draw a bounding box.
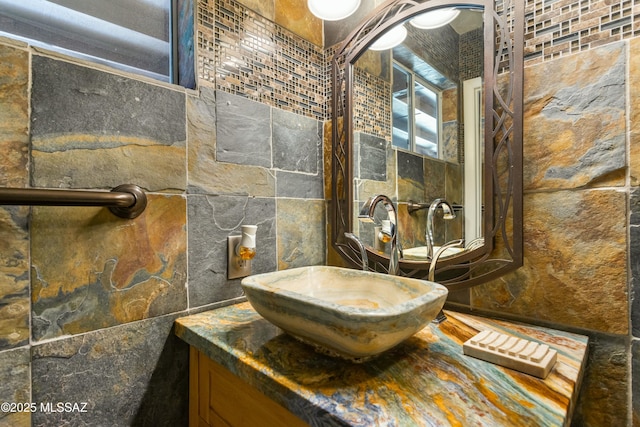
[331,0,524,289]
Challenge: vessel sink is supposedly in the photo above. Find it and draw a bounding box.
[240,266,448,361]
[402,245,465,261]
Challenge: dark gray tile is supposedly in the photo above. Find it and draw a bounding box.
[0,347,30,427]
[187,195,277,307]
[572,332,628,427]
[276,170,323,199]
[634,339,640,426]
[398,150,424,184]
[273,109,321,173]
[31,56,185,144]
[632,188,640,226]
[216,91,271,167]
[31,314,189,427]
[357,132,387,181]
[30,56,187,191]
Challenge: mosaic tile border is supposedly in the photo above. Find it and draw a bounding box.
[524,0,640,63]
[196,0,640,121]
[197,0,328,120]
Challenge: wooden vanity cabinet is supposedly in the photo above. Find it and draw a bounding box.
[189,347,308,427]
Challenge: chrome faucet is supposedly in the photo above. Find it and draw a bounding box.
[426,198,456,259]
[344,232,368,271]
[429,239,464,324]
[358,195,400,275]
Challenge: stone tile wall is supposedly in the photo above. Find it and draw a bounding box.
[1,0,640,426]
[0,0,326,425]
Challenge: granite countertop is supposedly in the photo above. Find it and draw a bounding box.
[175,302,588,427]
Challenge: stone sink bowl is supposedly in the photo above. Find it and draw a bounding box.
[240,266,448,362]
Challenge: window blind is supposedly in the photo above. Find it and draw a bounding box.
[0,0,172,82]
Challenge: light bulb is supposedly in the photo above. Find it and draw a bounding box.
[369,25,407,51]
[410,8,460,30]
[307,0,361,21]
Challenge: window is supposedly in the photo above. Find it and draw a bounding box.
[0,0,192,85]
[392,61,441,158]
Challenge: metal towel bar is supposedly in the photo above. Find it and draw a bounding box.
[0,184,147,219]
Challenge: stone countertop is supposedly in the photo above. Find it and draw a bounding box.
[175,302,588,427]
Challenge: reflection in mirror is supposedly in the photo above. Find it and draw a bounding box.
[331,0,524,288]
[352,7,483,262]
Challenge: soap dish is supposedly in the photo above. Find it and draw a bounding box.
[463,330,557,379]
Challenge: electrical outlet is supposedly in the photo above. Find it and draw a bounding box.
[228,235,252,279]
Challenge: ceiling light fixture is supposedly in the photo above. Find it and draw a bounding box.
[307,0,361,21]
[410,7,460,29]
[369,25,407,51]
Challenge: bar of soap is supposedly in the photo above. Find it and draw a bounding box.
[463,330,557,379]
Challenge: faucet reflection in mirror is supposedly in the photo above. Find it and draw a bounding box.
[429,238,465,324]
[344,232,369,271]
[331,0,524,286]
[358,195,400,275]
[426,198,456,259]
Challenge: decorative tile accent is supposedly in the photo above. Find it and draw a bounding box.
[0,207,29,351]
[31,56,187,192]
[187,195,277,307]
[197,0,327,119]
[353,66,391,140]
[31,314,189,426]
[524,0,638,64]
[31,195,187,341]
[523,41,626,191]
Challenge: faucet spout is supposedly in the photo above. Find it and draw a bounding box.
[426,198,456,259]
[429,238,464,324]
[344,232,368,271]
[358,195,399,275]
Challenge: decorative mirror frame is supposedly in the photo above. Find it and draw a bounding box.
[331,0,524,289]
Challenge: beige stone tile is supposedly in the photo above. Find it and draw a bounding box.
[630,38,640,185]
[277,198,326,269]
[471,189,628,334]
[523,42,626,191]
[275,0,323,46]
[32,143,186,192]
[186,88,276,196]
[0,44,29,188]
[0,207,29,350]
[31,195,187,341]
[238,0,275,21]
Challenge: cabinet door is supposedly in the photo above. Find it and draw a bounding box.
[190,347,308,427]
